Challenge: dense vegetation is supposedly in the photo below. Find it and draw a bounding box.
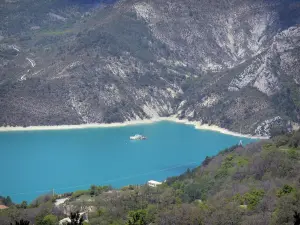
[1,130,300,225]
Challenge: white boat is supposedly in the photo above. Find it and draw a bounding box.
[130,134,147,140]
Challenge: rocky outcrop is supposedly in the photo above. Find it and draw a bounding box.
[0,0,300,136]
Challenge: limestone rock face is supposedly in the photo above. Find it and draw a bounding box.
[1,0,300,135]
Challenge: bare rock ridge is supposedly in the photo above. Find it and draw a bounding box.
[0,0,300,135]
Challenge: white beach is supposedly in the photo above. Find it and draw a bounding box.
[0,117,268,139]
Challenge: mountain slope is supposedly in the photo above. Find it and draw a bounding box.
[0,0,300,135]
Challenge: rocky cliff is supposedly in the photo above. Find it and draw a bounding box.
[0,0,300,135]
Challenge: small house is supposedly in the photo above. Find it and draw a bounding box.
[147,180,162,187]
[0,205,9,210]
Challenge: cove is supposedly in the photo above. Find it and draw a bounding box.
[0,121,257,203]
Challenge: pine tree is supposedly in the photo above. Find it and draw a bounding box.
[10,219,30,225]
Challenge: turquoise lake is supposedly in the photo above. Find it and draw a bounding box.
[0,121,257,203]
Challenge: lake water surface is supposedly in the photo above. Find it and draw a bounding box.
[0,121,257,203]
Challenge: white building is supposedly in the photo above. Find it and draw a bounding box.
[59,212,88,225]
[147,180,162,187]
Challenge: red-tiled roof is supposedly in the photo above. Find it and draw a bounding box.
[0,205,8,209]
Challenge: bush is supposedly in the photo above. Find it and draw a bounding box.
[271,189,300,224]
[83,222,90,225]
[287,149,300,160]
[219,145,239,155]
[214,168,229,179]
[35,208,52,225]
[30,195,51,208]
[262,143,276,151]
[126,209,147,225]
[184,183,202,202]
[41,214,58,225]
[222,155,234,169]
[90,185,112,196]
[236,156,249,167]
[276,185,295,198]
[274,135,289,147]
[215,155,235,179]
[288,131,300,148]
[270,126,286,138]
[121,185,136,191]
[17,201,27,209]
[243,189,265,210]
[71,190,89,199]
[233,189,265,210]
[202,156,213,166]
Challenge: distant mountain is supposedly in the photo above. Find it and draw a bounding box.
[68,0,117,4]
[1,0,300,135]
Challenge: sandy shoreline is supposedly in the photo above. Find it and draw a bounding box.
[0,117,268,139]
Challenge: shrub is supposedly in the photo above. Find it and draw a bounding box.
[126,209,147,225]
[276,185,295,198]
[219,145,239,155]
[35,208,52,225]
[274,135,289,147]
[41,214,58,225]
[214,168,229,179]
[184,183,202,202]
[262,143,276,151]
[287,149,300,160]
[233,193,244,205]
[233,189,265,210]
[215,155,235,179]
[270,127,286,138]
[202,156,213,166]
[288,131,300,148]
[71,190,89,199]
[243,189,265,210]
[271,189,300,224]
[222,155,234,169]
[236,156,249,167]
[30,195,53,208]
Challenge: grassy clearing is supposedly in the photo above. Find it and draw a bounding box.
[38,29,73,36]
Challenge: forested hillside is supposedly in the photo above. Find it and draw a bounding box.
[1,0,300,135]
[1,131,300,225]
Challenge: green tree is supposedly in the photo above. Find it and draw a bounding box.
[41,214,58,225]
[90,185,98,196]
[274,135,289,147]
[271,190,300,225]
[20,201,27,209]
[277,185,295,198]
[289,132,300,148]
[233,189,265,210]
[8,207,21,222]
[243,189,265,210]
[288,149,300,160]
[82,222,90,225]
[35,208,52,225]
[184,183,202,202]
[126,210,147,225]
[4,196,13,206]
